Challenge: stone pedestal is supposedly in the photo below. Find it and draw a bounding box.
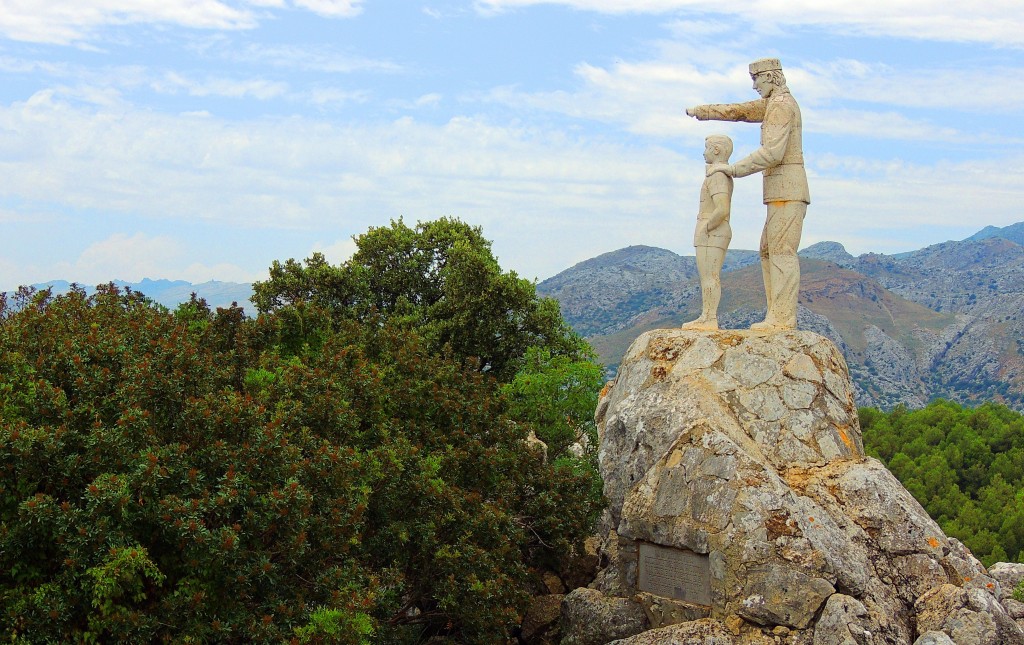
[566,329,1023,644]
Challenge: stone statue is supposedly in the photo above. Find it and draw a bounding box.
[682,135,734,331]
[686,58,809,332]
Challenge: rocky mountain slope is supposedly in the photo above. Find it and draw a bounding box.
[538,222,1024,410]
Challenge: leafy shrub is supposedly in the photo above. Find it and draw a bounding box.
[0,285,602,643]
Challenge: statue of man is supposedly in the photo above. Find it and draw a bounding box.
[686,58,809,331]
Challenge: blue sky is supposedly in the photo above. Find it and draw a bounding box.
[2,0,1023,291]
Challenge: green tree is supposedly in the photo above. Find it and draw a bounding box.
[862,399,1024,566]
[252,217,590,382]
[0,284,603,643]
[501,347,604,459]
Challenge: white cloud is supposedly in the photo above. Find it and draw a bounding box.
[0,0,256,45]
[0,232,262,289]
[2,88,1023,283]
[291,0,363,18]
[152,72,289,99]
[312,237,358,264]
[72,233,182,283]
[0,0,365,45]
[795,60,1024,113]
[803,108,963,142]
[476,0,1024,47]
[414,93,442,107]
[223,44,402,74]
[0,56,69,75]
[484,47,1024,148]
[484,60,715,140]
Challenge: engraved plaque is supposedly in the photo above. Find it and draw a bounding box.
[637,542,711,606]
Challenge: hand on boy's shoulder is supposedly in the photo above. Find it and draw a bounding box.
[706,163,732,177]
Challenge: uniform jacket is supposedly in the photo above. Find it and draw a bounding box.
[694,90,810,205]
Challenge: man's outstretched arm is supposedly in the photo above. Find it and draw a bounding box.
[686,99,766,123]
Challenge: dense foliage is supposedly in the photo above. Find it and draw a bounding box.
[861,400,1024,566]
[0,221,605,643]
[253,217,590,383]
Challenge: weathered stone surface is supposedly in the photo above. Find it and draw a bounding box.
[520,594,563,644]
[736,565,834,629]
[914,583,1024,644]
[607,618,735,644]
[560,535,602,591]
[636,591,710,630]
[560,588,647,645]
[990,562,1024,600]
[574,328,1023,645]
[598,330,861,526]
[541,571,566,595]
[1005,598,1024,620]
[812,594,869,645]
[912,632,955,645]
[526,429,548,463]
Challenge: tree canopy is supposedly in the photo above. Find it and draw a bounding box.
[252,217,590,382]
[861,399,1024,566]
[1,217,605,644]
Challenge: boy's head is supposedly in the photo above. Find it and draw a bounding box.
[704,135,733,164]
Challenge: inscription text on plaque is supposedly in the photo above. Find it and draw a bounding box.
[637,542,711,606]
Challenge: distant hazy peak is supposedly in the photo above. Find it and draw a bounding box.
[799,241,854,265]
[12,278,254,312]
[967,221,1024,246]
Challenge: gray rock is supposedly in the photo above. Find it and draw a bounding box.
[560,588,648,645]
[607,618,735,644]
[521,594,563,644]
[574,328,1017,645]
[990,562,1024,600]
[736,565,834,629]
[912,632,955,645]
[799,241,855,267]
[813,594,870,645]
[1005,598,1024,620]
[914,584,1024,644]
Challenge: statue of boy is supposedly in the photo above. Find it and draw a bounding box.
[685,58,809,331]
[683,135,734,330]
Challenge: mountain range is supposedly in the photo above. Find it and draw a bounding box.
[10,221,1024,410]
[537,221,1024,411]
[11,279,255,312]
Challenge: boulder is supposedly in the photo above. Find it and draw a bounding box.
[812,594,870,645]
[520,593,563,644]
[990,562,1024,600]
[607,618,735,644]
[560,535,602,591]
[1005,598,1024,620]
[565,328,1024,644]
[560,588,648,645]
[914,584,1022,645]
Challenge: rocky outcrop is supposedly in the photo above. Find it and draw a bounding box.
[562,328,1024,644]
[561,588,648,645]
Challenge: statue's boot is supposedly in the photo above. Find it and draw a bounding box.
[682,317,718,330]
